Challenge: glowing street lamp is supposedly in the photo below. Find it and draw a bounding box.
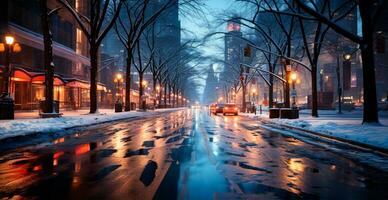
[343,54,351,61]
[5,35,14,45]
[114,73,124,112]
[0,35,22,120]
[141,80,147,86]
[251,88,257,104]
[289,72,300,108]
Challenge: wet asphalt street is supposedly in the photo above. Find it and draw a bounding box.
[1,109,388,200]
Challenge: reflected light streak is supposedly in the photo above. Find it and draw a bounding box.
[289,158,304,173]
[32,165,42,172]
[53,137,65,144]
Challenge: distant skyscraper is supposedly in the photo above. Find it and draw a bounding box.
[218,18,244,101]
[203,65,218,104]
[224,18,243,73]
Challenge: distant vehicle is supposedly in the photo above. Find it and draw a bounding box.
[210,103,224,115]
[223,103,238,115]
[334,100,355,111]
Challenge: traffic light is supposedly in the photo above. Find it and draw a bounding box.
[375,32,385,54]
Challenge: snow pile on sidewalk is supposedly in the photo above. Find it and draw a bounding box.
[0,108,184,140]
[272,117,388,150]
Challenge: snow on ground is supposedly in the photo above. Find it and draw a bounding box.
[242,110,388,150]
[0,108,185,141]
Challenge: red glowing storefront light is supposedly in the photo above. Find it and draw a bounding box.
[75,144,90,155]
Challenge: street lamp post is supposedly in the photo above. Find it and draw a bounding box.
[141,80,148,110]
[251,88,257,104]
[155,85,160,109]
[114,73,123,112]
[337,53,351,114]
[289,72,300,108]
[0,35,21,120]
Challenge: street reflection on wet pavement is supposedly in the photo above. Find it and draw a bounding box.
[1,109,388,199]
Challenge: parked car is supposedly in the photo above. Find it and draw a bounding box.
[223,103,238,115]
[210,103,224,115]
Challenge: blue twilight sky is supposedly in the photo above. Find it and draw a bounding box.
[180,0,235,97]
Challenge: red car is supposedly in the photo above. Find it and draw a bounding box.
[210,104,224,115]
[223,103,238,115]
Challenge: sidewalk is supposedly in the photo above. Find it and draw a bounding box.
[242,109,388,152]
[0,108,186,141]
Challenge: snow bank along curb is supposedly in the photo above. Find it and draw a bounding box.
[243,114,388,155]
[0,108,186,142]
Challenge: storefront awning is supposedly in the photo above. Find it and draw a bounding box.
[31,74,66,86]
[65,78,107,91]
[12,68,31,82]
[10,67,66,86]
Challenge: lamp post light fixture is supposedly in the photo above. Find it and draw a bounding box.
[289,72,300,108]
[0,35,22,120]
[343,54,351,61]
[251,88,257,105]
[114,73,124,112]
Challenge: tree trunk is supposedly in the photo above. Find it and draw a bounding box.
[284,60,291,108]
[336,54,342,114]
[124,55,131,111]
[153,77,157,108]
[89,45,98,114]
[164,82,167,106]
[158,80,162,106]
[139,71,144,109]
[168,85,171,106]
[269,80,273,108]
[41,0,55,113]
[311,65,318,117]
[242,84,246,112]
[172,87,176,108]
[268,63,274,108]
[359,2,379,123]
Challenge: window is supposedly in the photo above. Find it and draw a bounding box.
[73,63,83,75]
[76,28,83,55]
[76,0,81,12]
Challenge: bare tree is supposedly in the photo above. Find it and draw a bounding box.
[41,0,61,114]
[294,0,386,123]
[58,0,123,113]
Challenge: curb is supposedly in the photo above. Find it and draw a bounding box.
[0,109,185,152]
[257,118,388,156]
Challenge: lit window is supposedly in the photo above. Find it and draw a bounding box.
[76,28,82,55]
[76,0,81,12]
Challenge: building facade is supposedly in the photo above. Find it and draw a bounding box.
[0,0,108,111]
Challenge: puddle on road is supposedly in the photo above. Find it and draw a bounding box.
[155,111,231,200]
